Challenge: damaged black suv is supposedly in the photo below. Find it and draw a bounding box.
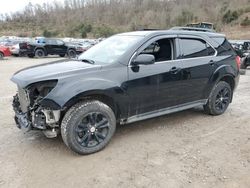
[11,28,240,155]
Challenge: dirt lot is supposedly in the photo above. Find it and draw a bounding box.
[0,56,249,188]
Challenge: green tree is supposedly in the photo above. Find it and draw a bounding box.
[94,25,115,37]
[222,10,239,23]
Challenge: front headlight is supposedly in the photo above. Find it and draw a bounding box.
[27,80,58,103]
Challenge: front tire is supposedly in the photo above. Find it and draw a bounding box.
[35,49,45,58]
[61,100,116,155]
[204,81,232,115]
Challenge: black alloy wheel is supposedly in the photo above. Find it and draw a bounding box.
[61,100,116,155]
[214,87,230,112]
[204,81,232,115]
[75,112,110,148]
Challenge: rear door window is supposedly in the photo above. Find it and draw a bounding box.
[46,39,57,45]
[56,40,64,45]
[179,38,215,59]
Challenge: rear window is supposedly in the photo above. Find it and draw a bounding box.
[179,38,215,59]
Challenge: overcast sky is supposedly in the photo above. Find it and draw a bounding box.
[0,0,64,15]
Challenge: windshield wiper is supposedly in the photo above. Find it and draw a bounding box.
[80,59,95,64]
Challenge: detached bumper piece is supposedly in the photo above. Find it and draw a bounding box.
[14,112,31,131]
[13,95,32,132]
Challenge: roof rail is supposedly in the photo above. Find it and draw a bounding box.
[170,27,215,33]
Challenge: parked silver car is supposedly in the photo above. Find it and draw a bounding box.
[10,43,20,56]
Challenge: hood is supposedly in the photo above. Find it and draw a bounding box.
[11,59,101,88]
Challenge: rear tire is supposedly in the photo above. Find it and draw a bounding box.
[204,81,232,115]
[59,54,65,57]
[35,49,45,58]
[61,100,116,155]
[67,49,76,59]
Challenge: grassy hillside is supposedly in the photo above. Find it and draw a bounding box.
[1,0,250,39]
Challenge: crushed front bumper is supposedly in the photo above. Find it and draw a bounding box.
[12,94,61,134]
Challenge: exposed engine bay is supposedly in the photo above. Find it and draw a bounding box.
[12,80,61,138]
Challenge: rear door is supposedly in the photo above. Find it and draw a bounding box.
[44,39,55,54]
[55,39,68,54]
[174,35,217,105]
[45,39,67,55]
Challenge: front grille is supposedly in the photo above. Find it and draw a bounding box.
[18,86,30,113]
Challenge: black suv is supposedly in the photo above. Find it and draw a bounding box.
[11,28,240,154]
[22,38,78,58]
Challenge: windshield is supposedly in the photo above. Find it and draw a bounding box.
[78,35,142,64]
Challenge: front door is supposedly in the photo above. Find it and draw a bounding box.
[126,35,178,116]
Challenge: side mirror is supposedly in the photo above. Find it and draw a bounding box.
[132,54,155,65]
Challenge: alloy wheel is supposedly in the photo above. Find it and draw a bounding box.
[75,112,110,148]
[215,87,230,111]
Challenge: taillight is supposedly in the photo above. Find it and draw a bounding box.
[235,56,241,70]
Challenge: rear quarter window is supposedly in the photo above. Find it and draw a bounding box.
[211,37,236,56]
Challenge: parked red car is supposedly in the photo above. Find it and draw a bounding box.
[0,46,11,59]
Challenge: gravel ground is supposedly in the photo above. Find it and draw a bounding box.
[0,56,249,188]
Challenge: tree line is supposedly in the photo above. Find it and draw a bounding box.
[0,0,249,37]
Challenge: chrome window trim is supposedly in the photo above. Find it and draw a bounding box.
[128,54,217,67]
[128,35,177,66]
[128,35,217,67]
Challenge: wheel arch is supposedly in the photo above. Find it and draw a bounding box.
[204,65,237,99]
[67,47,75,51]
[219,75,235,91]
[62,90,122,122]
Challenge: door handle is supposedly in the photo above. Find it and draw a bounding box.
[209,60,215,66]
[170,67,181,74]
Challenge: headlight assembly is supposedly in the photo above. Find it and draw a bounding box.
[27,80,58,102]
